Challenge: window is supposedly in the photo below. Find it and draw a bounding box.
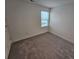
[41,11,49,27]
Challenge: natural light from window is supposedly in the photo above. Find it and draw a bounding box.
[41,11,49,27]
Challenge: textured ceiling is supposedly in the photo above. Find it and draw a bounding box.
[25,0,74,8]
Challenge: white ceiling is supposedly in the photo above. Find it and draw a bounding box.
[26,0,74,8]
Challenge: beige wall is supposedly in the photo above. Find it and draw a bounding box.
[49,3,74,43]
[6,0,49,42]
[6,0,74,43]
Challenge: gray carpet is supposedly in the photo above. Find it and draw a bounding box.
[8,32,74,59]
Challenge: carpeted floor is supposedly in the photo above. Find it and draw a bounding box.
[8,32,74,59]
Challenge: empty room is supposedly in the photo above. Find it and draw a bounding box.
[5,0,74,59]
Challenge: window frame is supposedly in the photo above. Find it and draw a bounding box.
[40,10,50,28]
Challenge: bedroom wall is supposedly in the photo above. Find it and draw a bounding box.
[49,3,74,43]
[6,0,49,42]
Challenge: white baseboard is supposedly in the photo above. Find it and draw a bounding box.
[49,31,74,43]
[12,31,48,43]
